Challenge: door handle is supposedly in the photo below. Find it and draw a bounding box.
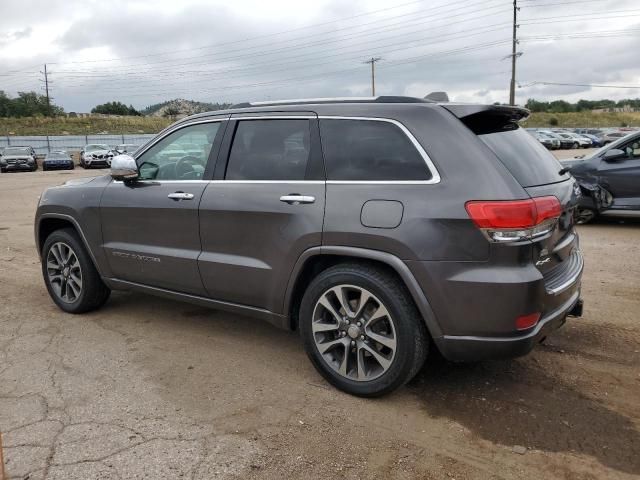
[279,194,315,205]
[168,192,195,200]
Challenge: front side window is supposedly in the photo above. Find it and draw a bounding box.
[136,122,221,180]
[225,119,310,180]
[622,139,640,160]
[319,119,431,181]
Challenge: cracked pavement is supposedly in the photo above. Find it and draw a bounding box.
[1,167,639,479]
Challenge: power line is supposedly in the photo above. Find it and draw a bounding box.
[521,81,640,89]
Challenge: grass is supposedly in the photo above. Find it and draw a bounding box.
[523,111,640,128]
[1,111,640,136]
[0,116,172,136]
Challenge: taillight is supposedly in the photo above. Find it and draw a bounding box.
[465,196,562,242]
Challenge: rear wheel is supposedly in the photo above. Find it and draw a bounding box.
[42,228,110,313]
[300,263,428,397]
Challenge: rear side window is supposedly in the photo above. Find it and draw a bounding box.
[226,119,310,180]
[319,119,431,181]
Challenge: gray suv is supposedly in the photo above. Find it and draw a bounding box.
[35,97,584,396]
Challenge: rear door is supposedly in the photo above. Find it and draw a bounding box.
[100,118,226,295]
[197,113,325,313]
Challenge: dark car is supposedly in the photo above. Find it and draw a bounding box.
[43,151,75,171]
[569,131,640,223]
[35,97,583,396]
[539,130,573,149]
[0,146,38,172]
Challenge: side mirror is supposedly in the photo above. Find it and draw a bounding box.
[110,154,138,181]
[602,148,625,162]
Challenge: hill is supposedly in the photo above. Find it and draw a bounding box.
[141,99,232,117]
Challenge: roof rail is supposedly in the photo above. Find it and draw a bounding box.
[230,96,432,109]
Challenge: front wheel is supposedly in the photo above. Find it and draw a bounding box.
[572,142,579,149]
[299,264,428,397]
[42,228,110,313]
[575,207,597,224]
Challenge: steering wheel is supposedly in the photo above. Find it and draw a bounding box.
[175,156,202,179]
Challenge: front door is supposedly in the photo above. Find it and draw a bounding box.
[198,115,326,313]
[598,138,640,207]
[100,119,226,295]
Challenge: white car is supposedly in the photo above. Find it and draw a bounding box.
[80,144,114,168]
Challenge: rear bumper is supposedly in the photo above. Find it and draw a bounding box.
[434,290,582,362]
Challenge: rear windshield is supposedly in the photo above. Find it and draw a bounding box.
[461,112,569,187]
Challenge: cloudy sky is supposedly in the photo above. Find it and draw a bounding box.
[1,0,639,112]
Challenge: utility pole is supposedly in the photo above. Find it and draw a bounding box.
[364,57,382,96]
[41,64,52,116]
[509,0,518,105]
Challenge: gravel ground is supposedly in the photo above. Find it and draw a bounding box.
[1,153,639,479]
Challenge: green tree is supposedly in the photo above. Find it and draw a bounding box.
[91,101,140,116]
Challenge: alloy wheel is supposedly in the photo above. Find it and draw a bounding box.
[311,284,397,381]
[575,208,596,224]
[46,241,83,303]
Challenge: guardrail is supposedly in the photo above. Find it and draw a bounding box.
[0,134,156,156]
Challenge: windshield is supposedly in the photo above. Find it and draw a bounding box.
[86,144,109,151]
[3,147,30,155]
[479,128,569,187]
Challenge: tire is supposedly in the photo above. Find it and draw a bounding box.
[575,207,597,224]
[572,142,579,149]
[42,228,110,313]
[299,263,428,397]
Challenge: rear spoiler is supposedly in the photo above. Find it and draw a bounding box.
[443,104,530,122]
[442,104,530,135]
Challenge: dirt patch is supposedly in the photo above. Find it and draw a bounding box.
[0,168,638,479]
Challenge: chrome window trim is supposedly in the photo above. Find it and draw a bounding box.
[124,114,441,185]
[318,116,441,185]
[133,117,228,161]
[229,115,316,120]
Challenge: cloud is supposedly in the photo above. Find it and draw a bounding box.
[0,0,639,111]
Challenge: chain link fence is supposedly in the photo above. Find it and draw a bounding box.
[0,134,156,157]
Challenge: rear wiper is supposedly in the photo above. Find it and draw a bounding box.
[558,167,571,175]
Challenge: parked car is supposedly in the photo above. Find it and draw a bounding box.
[574,128,603,136]
[0,146,38,172]
[35,97,584,397]
[531,131,560,150]
[600,131,629,145]
[80,144,113,168]
[539,130,574,149]
[554,132,591,149]
[43,151,74,171]
[569,131,640,223]
[114,144,140,155]
[581,134,602,148]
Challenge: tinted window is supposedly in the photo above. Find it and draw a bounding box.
[226,120,310,180]
[137,122,220,180]
[320,119,431,181]
[479,128,568,187]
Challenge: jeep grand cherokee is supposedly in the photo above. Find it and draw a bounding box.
[35,96,584,396]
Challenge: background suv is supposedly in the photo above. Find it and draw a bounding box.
[1,146,37,172]
[35,97,584,396]
[80,144,113,168]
